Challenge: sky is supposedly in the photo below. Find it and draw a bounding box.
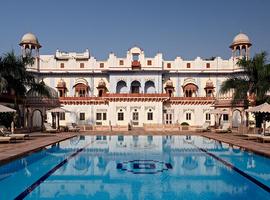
[0,0,269,60]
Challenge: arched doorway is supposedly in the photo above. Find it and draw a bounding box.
[32,109,43,130]
[116,81,127,93]
[144,81,155,93]
[131,80,141,94]
[232,110,242,128]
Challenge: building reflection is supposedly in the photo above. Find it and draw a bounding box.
[26,135,270,200]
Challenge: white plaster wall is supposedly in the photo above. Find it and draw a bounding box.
[171,104,214,126]
[108,101,163,126]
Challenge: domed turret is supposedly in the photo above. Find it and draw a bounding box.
[19,33,41,49]
[165,79,173,87]
[97,79,107,97]
[19,32,42,72]
[164,79,174,97]
[231,33,251,46]
[230,33,252,59]
[206,79,214,88]
[98,79,106,87]
[56,79,67,88]
[56,79,68,97]
[204,79,215,97]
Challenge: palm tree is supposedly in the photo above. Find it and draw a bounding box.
[0,51,51,97]
[0,51,51,127]
[220,52,270,127]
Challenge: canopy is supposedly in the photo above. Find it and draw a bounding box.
[245,102,270,113]
[209,109,229,115]
[246,102,270,135]
[47,107,70,113]
[0,104,16,113]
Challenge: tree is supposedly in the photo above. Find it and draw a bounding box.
[0,51,51,127]
[220,52,270,127]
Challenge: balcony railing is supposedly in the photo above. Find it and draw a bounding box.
[131,61,141,70]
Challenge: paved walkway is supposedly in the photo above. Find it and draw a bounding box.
[0,132,77,165]
[201,132,270,158]
[1,131,270,165]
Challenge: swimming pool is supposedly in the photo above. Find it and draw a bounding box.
[0,135,270,200]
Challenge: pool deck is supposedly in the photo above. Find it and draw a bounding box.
[0,132,77,165]
[1,130,270,165]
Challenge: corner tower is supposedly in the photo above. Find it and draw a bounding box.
[19,33,42,71]
[230,33,252,59]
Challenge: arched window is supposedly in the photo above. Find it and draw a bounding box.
[116,81,127,93]
[118,109,124,121]
[147,109,153,121]
[74,83,89,97]
[131,80,141,94]
[144,81,155,94]
[73,78,89,97]
[183,83,198,97]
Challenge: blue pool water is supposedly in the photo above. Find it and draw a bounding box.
[0,135,270,200]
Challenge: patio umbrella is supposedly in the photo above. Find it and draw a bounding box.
[0,104,16,133]
[245,102,270,113]
[47,107,70,113]
[0,104,16,113]
[209,109,229,115]
[245,102,270,135]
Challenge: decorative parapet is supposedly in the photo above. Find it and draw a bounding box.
[55,49,90,60]
[59,97,108,105]
[102,93,169,102]
[58,94,217,104]
[214,99,246,108]
[168,97,215,105]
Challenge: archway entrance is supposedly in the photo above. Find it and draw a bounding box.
[32,109,43,130]
[232,110,242,128]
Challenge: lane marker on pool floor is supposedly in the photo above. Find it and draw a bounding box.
[15,142,92,200]
[193,144,270,194]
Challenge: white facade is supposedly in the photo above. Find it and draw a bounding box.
[21,33,252,129]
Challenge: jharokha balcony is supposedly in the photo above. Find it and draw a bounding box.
[59,94,215,105]
[131,60,141,70]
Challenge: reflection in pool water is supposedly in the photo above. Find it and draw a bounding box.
[0,135,270,200]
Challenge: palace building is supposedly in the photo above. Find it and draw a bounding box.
[20,32,252,131]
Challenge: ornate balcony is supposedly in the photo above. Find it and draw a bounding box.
[131,61,141,70]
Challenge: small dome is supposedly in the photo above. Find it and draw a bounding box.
[230,33,251,48]
[205,79,214,88]
[19,32,41,48]
[27,84,58,98]
[98,79,106,87]
[56,79,66,88]
[165,79,173,87]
